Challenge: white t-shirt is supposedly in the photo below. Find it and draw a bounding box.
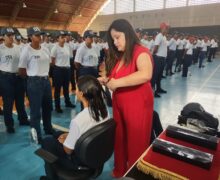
[63,107,109,150]
[92,42,102,57]
[74,42,99,67]
[18,44,50,76]
[14,43,25,53]
[154,33,167,58]
[141,39,150,49]
[176,39,184,50]
[182,39,188,48]
[64,42,73,58]
[41,42,53,53]
[168,38,177,51]
[148,39,155,53]
[74,42,81,51]
[201,40,208,52]
[51,44,70,67]
[185,42,193,55]
[0,44,20,73]
[210,39,215,48]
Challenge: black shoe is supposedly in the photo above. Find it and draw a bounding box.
[154,93,161,98]
[156,89,167,94]
[7,127,15,134]
[170,72,174,75]
[161,75,166,79]
[19,120,30,126]
[65,103,76,108]
[55,108,63,113]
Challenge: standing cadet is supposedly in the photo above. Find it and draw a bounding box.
[0,36,4,115]
[51,31,75,113]
[199,36,208,68]
[182,36,194,77]
[152,23,169,97]
[74,30,99,78]
[175,33,184,72]
[19,27,54,143]
[0,27,29,133]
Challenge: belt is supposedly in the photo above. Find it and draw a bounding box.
[81,66,97,69]
[0,70,18,76]
[28,76,49,80]
[55,65,70,69]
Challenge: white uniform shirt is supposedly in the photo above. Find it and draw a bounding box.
[0,44,20,73]
[168,38,177,51]
[74,42,81,51]
[64,42,73,58]
[92,42,102,57]
[141,39,150,49]
[74,42,99,67]
[14,43,25,53]
[176,39,184,50]
[41,42,53,53]
[19,44,50,76]
[182,39,188,49]
[154,33,167,58]
[63,107,109,150]
[185,42,193,55]
[148,39,155,53]
[201,40,208,52]
[51,44,70,67]
[210,39,215,48]
[207,40,211,47]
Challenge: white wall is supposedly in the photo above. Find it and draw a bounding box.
[89,3,220,31]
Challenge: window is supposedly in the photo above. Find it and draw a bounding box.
[100,0,114,15]
[166,0,187,8]
[135,0,164,12]
[116,0,134,14]
[188,0,220,6]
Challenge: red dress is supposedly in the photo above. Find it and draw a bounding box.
[109,44,154,177]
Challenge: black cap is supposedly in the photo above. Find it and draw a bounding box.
[1,27,15,36]
[135,28,143,33]
[83,30,94,38]
[27,27,44,36]
[55,30,67,37]
[15,34,22,40]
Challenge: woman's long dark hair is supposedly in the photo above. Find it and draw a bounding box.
[106,19,140,76]
[77,75,108,122]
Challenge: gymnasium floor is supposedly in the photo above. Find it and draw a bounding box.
[0,58,220,180]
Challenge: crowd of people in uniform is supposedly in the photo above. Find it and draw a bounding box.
[136,23,219,97]
[0,20,219,178]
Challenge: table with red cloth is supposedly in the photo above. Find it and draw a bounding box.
[134,130,220,180]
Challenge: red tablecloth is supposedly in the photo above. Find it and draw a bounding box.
[137,131,220,180]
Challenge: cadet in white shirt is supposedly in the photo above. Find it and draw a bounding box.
[152,22,169,98]
[166,33,177,76]
[51,31,75,113]
[141,32,150,49]
[0,27,29,133]
[14,34,25,52]
[74,30,99,78]
[199,37,208,68]
[213,38,218,59]
[19,27,53,143]
[41,75,109,171]
[175,34,184,72]
[182,36,194,77]
[65,31,76,92]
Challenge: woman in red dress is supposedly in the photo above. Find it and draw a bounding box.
[99,19,154,178]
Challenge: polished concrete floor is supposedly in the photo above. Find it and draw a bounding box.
[0,58,219,180]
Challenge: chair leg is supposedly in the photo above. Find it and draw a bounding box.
[91,165,103,178]
[44,163,59,180]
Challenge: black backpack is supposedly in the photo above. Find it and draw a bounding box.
[178,102,219,136]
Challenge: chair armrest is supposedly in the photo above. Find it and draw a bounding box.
[35,148,58,163]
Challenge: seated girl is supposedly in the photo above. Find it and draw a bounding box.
[41,75,109,170]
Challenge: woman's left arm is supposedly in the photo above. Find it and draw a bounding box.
[107,52,153,91]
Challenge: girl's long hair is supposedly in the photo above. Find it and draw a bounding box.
[106,19,140,76]
[77,75,108,122]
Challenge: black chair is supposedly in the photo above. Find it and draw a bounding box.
[35,118,116,180]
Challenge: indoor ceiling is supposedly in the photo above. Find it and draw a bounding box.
[0,0,107,34]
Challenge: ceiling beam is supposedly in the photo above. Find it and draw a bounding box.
[65,0,89,29]
[41,0,59,29]
[9,0,24,26]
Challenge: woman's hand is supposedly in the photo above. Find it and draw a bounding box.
[58,133,68,144]
[97,76,109,85]
[106,78,118,91]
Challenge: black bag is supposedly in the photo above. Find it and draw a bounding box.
[178,102,219,136]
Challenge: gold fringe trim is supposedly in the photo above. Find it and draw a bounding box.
[137,159,189,180]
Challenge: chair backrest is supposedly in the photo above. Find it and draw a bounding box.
[74,118,116,169]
